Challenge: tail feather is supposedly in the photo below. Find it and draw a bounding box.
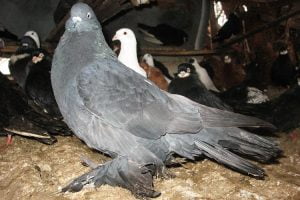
[195,140,265,178]
[223,128,282,162]
[199,104,275,129]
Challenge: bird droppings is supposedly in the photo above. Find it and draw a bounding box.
[0,131,299,200]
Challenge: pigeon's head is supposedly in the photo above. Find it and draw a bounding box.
[66,3,100,32]
[112,28,137,45]
[23,31,40,48]
[176,63,196,78]
[142,53,154,66]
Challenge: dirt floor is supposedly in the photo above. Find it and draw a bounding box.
[0,129,299,200]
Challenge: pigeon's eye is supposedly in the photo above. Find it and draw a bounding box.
[123,32,127,35]
[87,12,91,19]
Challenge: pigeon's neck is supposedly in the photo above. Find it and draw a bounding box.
[118,40,146,77]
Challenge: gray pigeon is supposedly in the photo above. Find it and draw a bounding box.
[51,3,281,198]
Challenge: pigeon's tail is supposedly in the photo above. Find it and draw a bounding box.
[167,127,281,178]
[195,140,265,178]
[194,129,281,178]
[214,127,282,163]
[62,157,161,198]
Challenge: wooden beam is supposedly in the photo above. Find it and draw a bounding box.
[140,47,216,56]
[219,9,300,49]
[0,42,56,54]
[1,42,216,57]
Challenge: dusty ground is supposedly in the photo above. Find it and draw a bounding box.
[0,130,299,200]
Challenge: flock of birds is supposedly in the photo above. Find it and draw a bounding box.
[0,2,299,198]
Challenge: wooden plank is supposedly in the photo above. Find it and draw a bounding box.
[0,42,56,54]
[140,47,216,56]
[1,42,216,56]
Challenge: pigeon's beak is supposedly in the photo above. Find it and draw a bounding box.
[72,16,82,23]
[112,34,118,41]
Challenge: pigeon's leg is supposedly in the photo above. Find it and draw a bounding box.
[62,156,161,198]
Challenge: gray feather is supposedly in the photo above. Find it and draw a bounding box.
[51,2,281,197]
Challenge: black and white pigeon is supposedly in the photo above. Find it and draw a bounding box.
[212,12,242,43]
[138,23,188,46]
[142,53,173,82]
[189,58,220,92]
[271,43,297,87]
[51,3,281,198]
[168,63,231,111]
[9,31,72,136]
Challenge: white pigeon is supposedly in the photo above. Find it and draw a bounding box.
[190,58,220,92]
[112,28,147,77]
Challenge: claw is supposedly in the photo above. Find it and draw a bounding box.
[61,181,83,193]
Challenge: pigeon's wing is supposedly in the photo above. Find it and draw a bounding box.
[76,59,275,140]
[76,59,203,140]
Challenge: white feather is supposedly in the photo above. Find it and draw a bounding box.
[113,28,147,77]
[190,58,220,92]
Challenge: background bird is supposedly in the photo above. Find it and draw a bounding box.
[138,23,188,46]
[142,53,173,82]
[112,28,147,77]
[271,42,297,87]
[51,3,281,198]
[212,12,242,43]
[9,31,72,136]
[113,28,169,90]
[168,63,231,111]
[219,61,270,105]
[189,57,220,92]
[139,61,169,91]
[0,73,57,145]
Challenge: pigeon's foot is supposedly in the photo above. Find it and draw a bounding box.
[62,157,161,198]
